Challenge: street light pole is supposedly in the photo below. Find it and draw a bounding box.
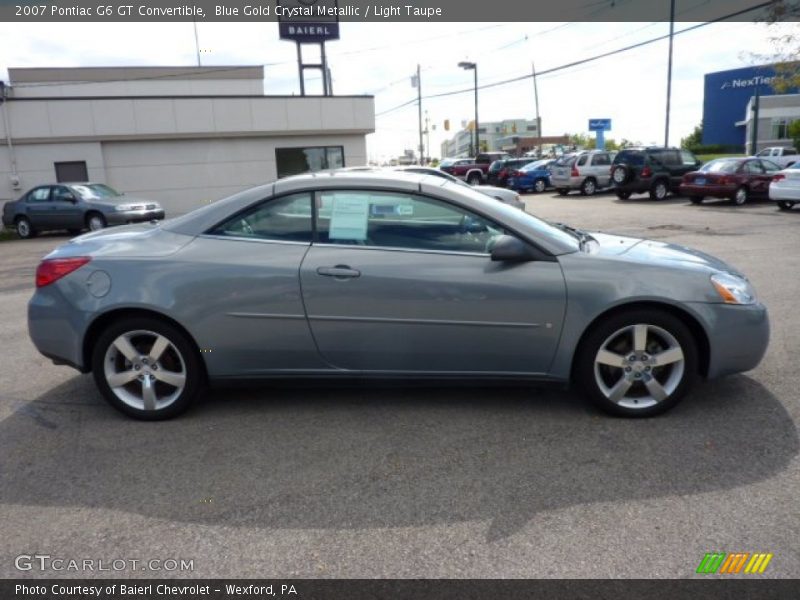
[664,0,676,147]
[459,61,479,156]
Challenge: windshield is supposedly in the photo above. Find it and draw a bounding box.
[699,159,740,173]
[440,181,579,251]
[522,160,549,171]
[553,155,576,167]
[71,184,122,199]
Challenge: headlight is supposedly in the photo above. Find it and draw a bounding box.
[115,204,136,212]
[711,272,756,305]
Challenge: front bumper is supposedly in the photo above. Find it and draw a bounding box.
[106,209,165,225]
[689,301,770,379]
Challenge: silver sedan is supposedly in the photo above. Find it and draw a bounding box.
[28,171,769,420]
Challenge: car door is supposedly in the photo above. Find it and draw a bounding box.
[590,152,611,186]
[50,185,84,229]
[24,187,54,228]
[299,189,567,374]
[183,192,325,375]
[743,160,770,196]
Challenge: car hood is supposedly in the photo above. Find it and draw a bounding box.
[49,223,192,259]
[587,232,742,276]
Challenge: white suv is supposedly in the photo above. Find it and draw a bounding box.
[549,150,616,196]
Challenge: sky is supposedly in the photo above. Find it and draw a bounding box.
[0,18,795,162]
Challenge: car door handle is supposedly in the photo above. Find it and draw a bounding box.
[316,265,361,279]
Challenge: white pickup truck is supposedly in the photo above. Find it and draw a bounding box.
[755,147,799,168]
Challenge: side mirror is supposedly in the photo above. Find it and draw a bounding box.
[489,235,536,262]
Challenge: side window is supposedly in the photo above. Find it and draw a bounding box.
[680,150,697,166]
[52,186,75,202]
[27,187,51,203]
[576,155,588,166]
[743,161,765,174]
[208,193,313,242]
[592,153,610,166]
[661,150,681,166]
[315,190,506,254]
[761,160,781,173]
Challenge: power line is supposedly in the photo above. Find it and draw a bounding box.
[375,1,773,116]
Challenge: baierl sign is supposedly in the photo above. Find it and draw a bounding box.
[720,75,775,90]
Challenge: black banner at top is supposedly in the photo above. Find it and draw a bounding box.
[0,0,793,22]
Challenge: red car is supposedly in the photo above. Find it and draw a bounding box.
[680,157,782,206]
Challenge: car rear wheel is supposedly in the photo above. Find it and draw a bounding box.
[87,212,107,231]
[91,317,203,420]
[649,180,668,200]
[777,200,796,211]
[732,186,749,206]
[580,178,597,196]
[534,178,547,193]
[615,191,631,200]
[15,216,36,239]
[557,188,569,196]
[575,309,698,417]
[689,196,704,204]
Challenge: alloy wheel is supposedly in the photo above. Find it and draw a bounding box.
[534,179,546,193]
[103,330,187,412]
[16,219,31,238]
[734,187,748,206]
[593,323,685,410]
[89,215,105,231]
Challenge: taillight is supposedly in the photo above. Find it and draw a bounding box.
[36,257,91,288]
[499,168,507,178]
[773,174,786,182]
[571,166,579,177]
[641,166,652,178]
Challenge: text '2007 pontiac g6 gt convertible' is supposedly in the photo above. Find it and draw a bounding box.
[28,170,769,419]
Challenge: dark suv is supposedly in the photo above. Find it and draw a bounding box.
[610,147,702,200]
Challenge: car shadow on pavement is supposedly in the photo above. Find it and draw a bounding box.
[0,375,796,542]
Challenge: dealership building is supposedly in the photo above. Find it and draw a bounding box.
[0,66,374,214]
[703,64,799,153]
[440,118,541,157]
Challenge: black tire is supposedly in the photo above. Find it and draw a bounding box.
[611,165,630,185]
[533,178,547,193]
[580,178,597,196]
[557,188,569,196]
[575,309,699,418]
[689,196,704,205]
[86,212,107,231]
[91,317,203,420]
[467,173,482,186]
[732,186,748,206]
[15,216,36,239]
[777,200,796,211]
[615,191,632,200]
[649,179,669,200]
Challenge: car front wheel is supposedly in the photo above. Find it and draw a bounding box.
[87,212,107,231]
[576,310,698,417]
[91,317,203,420]
[689,196,704,204]
[777,200,796,211]
[615,191,631,200]
[534,178,547,193]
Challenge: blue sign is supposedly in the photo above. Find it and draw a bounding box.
[588,118,612,132]
[702,64,797,148]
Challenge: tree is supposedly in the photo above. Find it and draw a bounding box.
[754,1,800,92]
[604,139,620,151]
[681,122,703,151]
[789,120,800,150]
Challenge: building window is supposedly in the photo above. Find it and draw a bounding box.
[54,161,88,183]
[275,146,344,179]
[771,118,794,140]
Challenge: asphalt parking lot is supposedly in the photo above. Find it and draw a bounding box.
[0,191,798,579]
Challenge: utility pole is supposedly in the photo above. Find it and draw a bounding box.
[532,62,542,154]
[416,64,424,165]
[664,0,676,147]
[751,86,760,154]
[424,110,431,164]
